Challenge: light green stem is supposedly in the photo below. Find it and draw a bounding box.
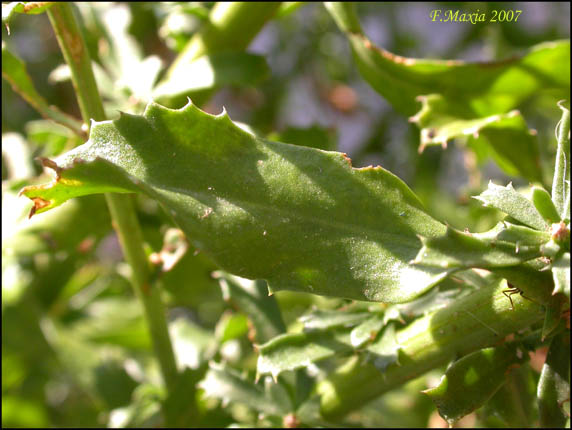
[166,2,281,77]
[317,280,545,421]
[552,101,570,218]
[46,2,179,394]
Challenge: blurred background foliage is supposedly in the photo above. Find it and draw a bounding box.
[2,2,570,427]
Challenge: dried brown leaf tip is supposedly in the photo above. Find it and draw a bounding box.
[28,197,52,219]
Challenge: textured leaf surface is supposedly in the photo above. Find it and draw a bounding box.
[424,344,528,425]
[473,182,548,231]
[414,226,542,269]
[20,101,449,303]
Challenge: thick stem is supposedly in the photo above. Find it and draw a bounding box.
[46,2,179,393]
[317,280,545,421]
[552,101,570,218]
[166,2,281,77]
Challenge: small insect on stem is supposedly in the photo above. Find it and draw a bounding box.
[502,283,533,311]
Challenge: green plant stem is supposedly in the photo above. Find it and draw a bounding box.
[552,101,570,218]
[317,280,545,421]
[166,2,281,78]
[46,2,179,393]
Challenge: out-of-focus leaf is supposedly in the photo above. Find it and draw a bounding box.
[108,383,164,428]
[365,323,401,371]
[68,297,151,350]
[153,52,270,106]
[350,313,384,348]
[479,364,538,428]
[276,2,304,18]
[2,396,49,428]
[40,319,138,409]
[163,367,201,427]
[257,329,353,380]
[542,294,566,341]
[86,3,162,102]
[2,2,53,26]
[2,43,84,136]
[473,182,548,231]
[537,332,570,427]
[414,226,542,269]
[20,101,451,303]
[199,362,286,417]
[3,188,109,257]
[215,272,286,344]
[169,317,216,370]
[423,344,528,425]
[552,252,570,299]
[215,311,249,344]
[2,133,35,180]
[326,3,570,116]
[179,2,210,20]
[25,120,82,157]
[411,95,543,182]
[299,309,369,330]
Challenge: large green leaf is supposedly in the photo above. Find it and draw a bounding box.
[21,101,450,303]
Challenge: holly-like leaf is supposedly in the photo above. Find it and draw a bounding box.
[214,272,286,344]
[199,362,286,417]
[326,3,570,117]
[410,95,543,183]
[473,182,548,231]
[20,101,450,303]
[299,309,369,330]
[256,329,354,380]
[423,344,528,425]
[413,226,542,269]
